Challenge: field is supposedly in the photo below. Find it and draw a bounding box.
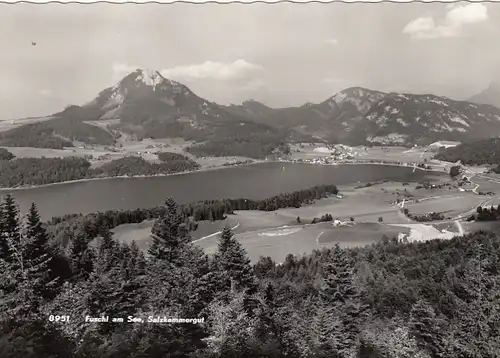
[404,193,488,218]
[0,136,256,170]
[194,221,412,263]
[109,174,499,262]
[353,146,435,163]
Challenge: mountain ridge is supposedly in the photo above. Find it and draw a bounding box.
[3,69,500,150]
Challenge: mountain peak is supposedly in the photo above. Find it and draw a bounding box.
[468,80,500,108]
[133,68,164,87]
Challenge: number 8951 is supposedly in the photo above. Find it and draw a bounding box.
[48,315,70,322]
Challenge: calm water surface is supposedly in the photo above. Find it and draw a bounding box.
[3,162,443,220]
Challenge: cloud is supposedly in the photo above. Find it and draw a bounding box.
[160,60,263,82]
[39,89,53,97]
[112,60,263,83]
[403,3,488,40]
[324,38,339,45]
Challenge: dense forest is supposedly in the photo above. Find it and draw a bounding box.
[93,156,200,178]
[186,134,292,160]
[434,138,500,167]
[0,157,93,187]
[0,155,199,188]
[46,184,339,247]
[156,151,193,162]
[1,193,499,357]
[0,116,115,149]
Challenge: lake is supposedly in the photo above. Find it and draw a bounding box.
[2,162,443,220]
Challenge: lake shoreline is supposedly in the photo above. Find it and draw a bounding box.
[0,159,445,192]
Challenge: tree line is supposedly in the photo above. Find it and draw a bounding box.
[472,205,500,221]
[0,155,200,188]
[403,208,445,222]
[1,194,499,357]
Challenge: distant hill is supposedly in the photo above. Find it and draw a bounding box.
[434,137,500,166]
[225,87,387,143]
[225,100,274,120]
[359,93,500,146]
[468,81,500,108]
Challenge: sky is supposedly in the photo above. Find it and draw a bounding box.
[0,2,499,120]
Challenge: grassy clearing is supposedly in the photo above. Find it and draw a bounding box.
[404,194,484,218]
[196,223,320,262]
[462,220,500,234]
[111,220,155,251]
[433,221,460,234]
[318,222,410,245]
[472,177,500,193]
[352,146,435,163]
[196,221,413,263]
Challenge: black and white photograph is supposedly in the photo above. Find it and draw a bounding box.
[0,1,500,357]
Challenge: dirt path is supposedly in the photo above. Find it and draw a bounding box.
[192,222,241,243]
[454,220,464,236]
[315,231,324,245]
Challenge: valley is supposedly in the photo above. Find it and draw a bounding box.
[2,111,500,263]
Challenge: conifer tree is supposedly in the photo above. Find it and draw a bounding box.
[127,240,140,277]
[205,291,260,357]
[94,228,120,276]
[213,226,256,292]
[148,198,190,264]
[321,245,358,304]
[318,245,366,356]
[409,300,445,357]
[0,194,22,262]
[23,202,59,298]
[68,231,94,280]
[310,301,342,358]
[0,201,57,321]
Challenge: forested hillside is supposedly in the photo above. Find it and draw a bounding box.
[434,138,500,166]
[1,194,499,357]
